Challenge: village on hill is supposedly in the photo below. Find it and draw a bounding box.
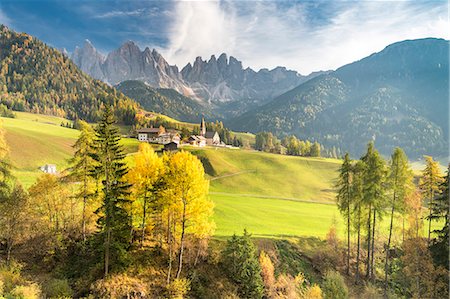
[136,116,233,151]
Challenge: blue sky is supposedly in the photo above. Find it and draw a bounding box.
[0,0,448,74]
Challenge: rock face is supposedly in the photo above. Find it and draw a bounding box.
[71,40,105,81]
[70,41,321,116]
[71,41,195,97]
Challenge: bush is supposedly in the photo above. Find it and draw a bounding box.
[9,283,41,299]
[167,278,190,299]
[321,270,348,299]
[90,274,148,298]
[44,278,73,298]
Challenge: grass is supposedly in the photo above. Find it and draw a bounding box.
[189,147,341,203]
[1,112,141,188]
[2,112,440,241]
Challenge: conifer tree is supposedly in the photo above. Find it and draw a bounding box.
[69,120,96,241]
[336,153,353,275]
[221,230,264,299]
[384,147,413,295]
[351,160,365,284]
[420,156,443,242]
[429,164,449,268]
[90,106,131,277]
[361,142,386,280]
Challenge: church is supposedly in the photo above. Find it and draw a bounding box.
[188,117,220,147]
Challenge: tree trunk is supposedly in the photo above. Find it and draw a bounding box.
[384,192,396,297]
[141,193,148,247]
[427,188,434,243]
[347,203,351,275]
[167,212,173,285]
[366,204,372,279]
[6,238,12,266]
[356,205,361,285]
[370,209,376,281]
[104,227,111,277]
[176,200,187,279]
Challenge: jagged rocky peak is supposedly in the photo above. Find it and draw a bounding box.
[71,39,105,80]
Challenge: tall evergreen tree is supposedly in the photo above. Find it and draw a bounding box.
[336,153,353,275]
[221,230,264,299]
[429,164,449,269]
[420,156,444,242]
[90,106,131,277]
[69,120,96,241]
[384,147,413,296]
[361,142,386,280]
[351,161,365,284]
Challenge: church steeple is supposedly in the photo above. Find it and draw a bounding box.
[200,115,206,136]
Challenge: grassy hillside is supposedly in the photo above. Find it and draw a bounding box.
[1,112,140,187]
[189,147,340,203]
[1,113,437,240]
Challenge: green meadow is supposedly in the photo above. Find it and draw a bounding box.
[0,112,435,240]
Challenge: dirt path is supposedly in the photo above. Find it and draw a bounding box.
[210,170,256,181]
[209,191,335,205]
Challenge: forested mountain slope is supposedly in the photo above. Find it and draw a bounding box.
[0,25,138,124]
[230,38,449,158]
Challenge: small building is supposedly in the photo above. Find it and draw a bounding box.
[137,126,180,144]
[40,164,57,174]
[188,135,206,147]
[137,127,164,142]
[205,131,220,145]
[163,142,178,152]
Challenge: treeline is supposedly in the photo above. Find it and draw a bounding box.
[335,142,449,298]
[255,132,323,157]
[0,107,214,297]
[0,25,138,124]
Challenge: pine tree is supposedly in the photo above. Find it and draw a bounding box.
[221,230,264,299]
[336,153,353,275]
[384,147,413,296]
[420,156,444,242]
[90,106,131,277]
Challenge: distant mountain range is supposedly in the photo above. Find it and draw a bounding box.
[229,38,449,159]
[71,40,322,117]
[2,24,447,159]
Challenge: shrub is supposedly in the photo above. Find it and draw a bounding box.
[90,274,148,298]
[167,278,190,299]
[9,283,41,299]
[321,270,348,299]
[44,278,73,298]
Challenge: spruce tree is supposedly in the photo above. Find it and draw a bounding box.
[90,106,131,277]
[221,230,264,298]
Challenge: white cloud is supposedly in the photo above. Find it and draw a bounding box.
[94,8,147,19]
[0,8,11,26]
[160,0,449,74]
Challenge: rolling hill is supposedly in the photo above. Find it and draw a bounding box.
[230,38,449,159]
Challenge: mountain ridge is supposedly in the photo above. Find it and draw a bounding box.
[229,38,449,158]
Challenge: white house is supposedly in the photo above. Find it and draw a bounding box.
[40,164,57,174]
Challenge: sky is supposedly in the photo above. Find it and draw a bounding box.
[0,0,448,74]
